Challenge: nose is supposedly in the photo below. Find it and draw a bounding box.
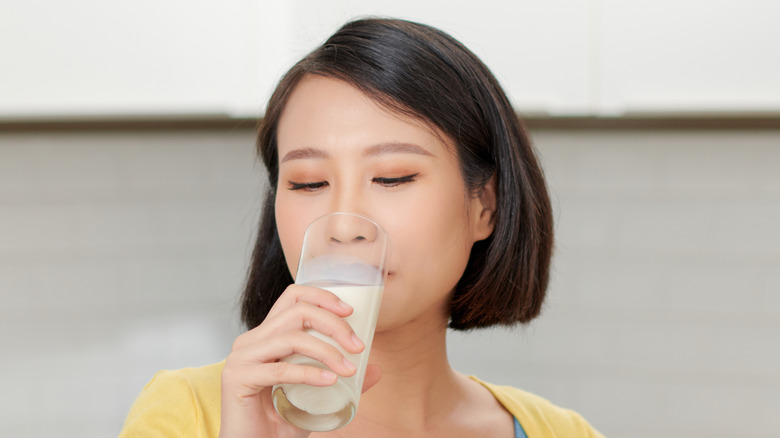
[327,212,378,244]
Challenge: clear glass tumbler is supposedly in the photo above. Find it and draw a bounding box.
[272,212,388,431]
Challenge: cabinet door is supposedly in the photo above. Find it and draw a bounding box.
[0,0,270,117]
[597,0,780,114]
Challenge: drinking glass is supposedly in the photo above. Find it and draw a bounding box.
[272,212,388,431]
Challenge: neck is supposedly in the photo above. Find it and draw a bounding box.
[354,315,463,430]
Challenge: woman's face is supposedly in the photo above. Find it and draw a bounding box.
[275,75,494,331]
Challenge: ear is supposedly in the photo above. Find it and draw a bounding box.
[471,174,497,242]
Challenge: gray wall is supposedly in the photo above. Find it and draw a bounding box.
[1,126,778,437]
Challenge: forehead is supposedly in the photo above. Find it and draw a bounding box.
[276,75,455,156]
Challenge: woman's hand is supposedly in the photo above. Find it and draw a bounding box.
[219,285,381,438]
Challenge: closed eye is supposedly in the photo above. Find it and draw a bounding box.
[372,173,419,187]
[287,180,329,191]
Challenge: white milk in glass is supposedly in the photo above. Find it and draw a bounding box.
[273,283,383,431]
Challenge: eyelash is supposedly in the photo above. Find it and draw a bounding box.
[372,173,418,187]
[288,181,328,191]
[287,173,419,191]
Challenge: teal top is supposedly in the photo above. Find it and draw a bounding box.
[514,417,527,438]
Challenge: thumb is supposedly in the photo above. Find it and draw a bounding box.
[361,364,382,394]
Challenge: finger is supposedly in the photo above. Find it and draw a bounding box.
[361,364,382,394]
[225,362,339,398]
[268,284,354,320]
[237,301,365,355]
[231,330,358,377]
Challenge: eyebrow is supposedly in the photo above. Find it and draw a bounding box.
[280,147,330,163]
[363,142,434,158]
[280,142,434,163]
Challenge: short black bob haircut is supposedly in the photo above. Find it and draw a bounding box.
[242,17,553,331]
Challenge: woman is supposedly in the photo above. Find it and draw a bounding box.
[120,18,604,438]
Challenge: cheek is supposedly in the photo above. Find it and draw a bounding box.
[377,203,473,329]
[385,186,473,280]
[275,194,317,279]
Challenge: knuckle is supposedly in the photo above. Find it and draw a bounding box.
[335,318,354,338]
[221,368,240,387]
[303,366,319,382]
[304,364,330,383]
[231,335,247,352]
[271,361,291,380]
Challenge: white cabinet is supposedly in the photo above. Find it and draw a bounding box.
[0,0,280,117]
[596,0,780,114]
[283,0,594,115]
[1,0,777,118]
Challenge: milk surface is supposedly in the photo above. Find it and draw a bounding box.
[280,284,383,416]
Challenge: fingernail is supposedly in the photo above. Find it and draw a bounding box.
[338,300,352,310]
[321,370,337,381]
[342,357,356,371]
[351,332,364,348]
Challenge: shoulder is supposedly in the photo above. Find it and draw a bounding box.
[119,361,225,438]
[469,376,605,438]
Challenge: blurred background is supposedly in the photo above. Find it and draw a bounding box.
[1,1,779,437]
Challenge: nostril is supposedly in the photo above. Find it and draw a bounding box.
[325,213,379,245]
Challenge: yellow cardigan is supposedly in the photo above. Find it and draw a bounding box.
[120,361,604,437]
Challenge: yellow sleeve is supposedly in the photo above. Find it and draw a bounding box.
[504,387,604,438]
[119,370,200,438]
[470,377,605,438]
